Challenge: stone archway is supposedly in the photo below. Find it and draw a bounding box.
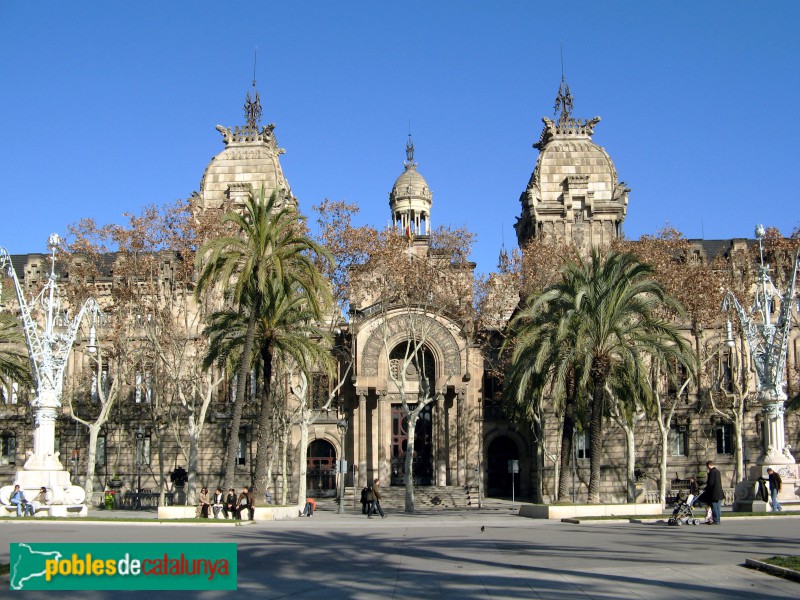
[306,439,336,498]
[360,313,461,377]
[486,436,520,497]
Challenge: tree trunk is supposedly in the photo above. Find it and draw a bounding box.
[404,413,419,513]
[296,408,309,512]
[557,378,577,502]
[84,423,101,499]
[658,419,669,508]
[252,343,274,497]
[587,374,606,504]
[280,427,289,505]
[733,415,744,485]
[531,418,544,504]
[187,420,199,506]
[223,306,259,491]
[623,422,636,503]
[155,429,166,506]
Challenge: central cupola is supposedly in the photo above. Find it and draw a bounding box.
[389,134,432,239]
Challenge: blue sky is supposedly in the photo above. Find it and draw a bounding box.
[1,1,798,275]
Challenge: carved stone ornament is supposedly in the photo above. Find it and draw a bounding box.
[763,403,785,416]
[360,314,461,377]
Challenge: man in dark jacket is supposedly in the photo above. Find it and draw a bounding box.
[767,468,783,512]
[367,478,385,519]
[704,461,725,524]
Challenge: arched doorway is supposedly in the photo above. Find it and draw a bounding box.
[307,439,336,498]
[487,436,519,497]
[389,342,435,486]
[390,403,434,486]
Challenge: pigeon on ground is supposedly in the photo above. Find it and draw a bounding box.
[481,525,485,532]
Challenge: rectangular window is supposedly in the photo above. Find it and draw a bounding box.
[716,423,733,455]
[237,430,247,465]
[135,371,143,403]
[1,434,16,464]
[101,366,110,398]
[11,382,19,404]
[576,430,591,459]
[311,373,330,409]
[135,433,151,466]
[91,371,99,402]
[96,433,106,467]
[720,353,733,393]
[669,425,688,456]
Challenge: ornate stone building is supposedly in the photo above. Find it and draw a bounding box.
[2,79,798,510]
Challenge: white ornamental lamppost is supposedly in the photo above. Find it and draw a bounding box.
[0,234,101,495]
[723,224,800,471]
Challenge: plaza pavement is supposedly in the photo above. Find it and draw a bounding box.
[2,500,799,599]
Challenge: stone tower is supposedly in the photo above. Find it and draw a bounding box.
[197,84,295,210]
[515,78,629,250]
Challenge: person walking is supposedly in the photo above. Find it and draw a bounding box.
[703,460,724,525]
[767,468,783,512]
[367,478,386,519]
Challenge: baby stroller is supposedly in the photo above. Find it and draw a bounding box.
[668,492,702,526]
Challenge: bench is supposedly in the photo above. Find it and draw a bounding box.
[0,485,88,517]
[1,501,53,516]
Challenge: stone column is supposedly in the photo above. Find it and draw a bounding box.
[435,396,447,485]
[456,388,466,486]
[377,390,388,482]
[356,389,368,488]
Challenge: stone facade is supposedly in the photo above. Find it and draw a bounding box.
[1,80,798,509]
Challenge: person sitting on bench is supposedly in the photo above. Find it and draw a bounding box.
[10,485,34,517]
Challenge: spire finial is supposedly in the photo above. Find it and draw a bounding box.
[405,129,415,164]
[554,45,574,123]
[244,47,262,129]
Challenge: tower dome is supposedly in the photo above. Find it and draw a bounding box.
[389,135,432,238]
[515,78,629,250]
[198,85,295,211]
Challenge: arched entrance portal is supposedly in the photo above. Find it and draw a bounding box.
[390,403,433,486]
[307,439,336,498]
[487,436,519,497]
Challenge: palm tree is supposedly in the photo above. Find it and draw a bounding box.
[506,249,693,504]
[564,249,693,503]
[195,187,332,491]
[505,274,585,503]
[204,279,333,497]
[0,314,32,396]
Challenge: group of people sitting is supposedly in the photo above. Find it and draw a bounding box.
[196,486,255,520]
[9,485,49,517]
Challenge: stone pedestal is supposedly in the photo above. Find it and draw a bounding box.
[1,469,87,518]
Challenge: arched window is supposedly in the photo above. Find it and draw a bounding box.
[389,342,435,393]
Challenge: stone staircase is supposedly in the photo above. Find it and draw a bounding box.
[342,485,479,510]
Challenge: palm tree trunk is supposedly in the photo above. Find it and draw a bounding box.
[252,343,274,497]
[557,371,577,503]
[587,375,605,504]
[223,307,258,491]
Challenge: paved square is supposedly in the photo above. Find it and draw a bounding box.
[2,509,799,599]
